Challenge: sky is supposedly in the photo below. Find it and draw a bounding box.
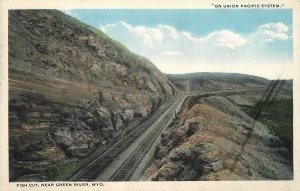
[62,9,293,79]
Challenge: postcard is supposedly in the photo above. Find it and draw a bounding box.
[1,0,299,191]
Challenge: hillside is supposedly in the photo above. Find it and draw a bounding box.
[8,10,177,181]
[142,91,293,180]
[167,72,270,92]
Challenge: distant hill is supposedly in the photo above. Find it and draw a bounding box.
[167,72,271,92]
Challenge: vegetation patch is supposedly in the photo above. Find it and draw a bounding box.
[45,142,113,181]
[242,98,293,157]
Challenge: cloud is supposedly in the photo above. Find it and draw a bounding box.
[257,22,289,41]
[101,21,164,48]
[162,51,182,56]
[61,9,73,15]
[259,22,288,32]
[101,21,248,58]
[60,9,80,19]
[100,21,292,79]
[101,22,245,50]
[203,30,246,49]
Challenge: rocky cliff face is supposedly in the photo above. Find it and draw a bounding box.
[142,94,293,180]
[9,10,177,181]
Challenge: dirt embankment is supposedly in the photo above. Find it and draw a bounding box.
[142,94,293,180]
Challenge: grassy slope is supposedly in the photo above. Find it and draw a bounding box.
[242,98,293,156]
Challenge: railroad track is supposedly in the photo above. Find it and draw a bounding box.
[69,95,182,181]
[109,96,182,181]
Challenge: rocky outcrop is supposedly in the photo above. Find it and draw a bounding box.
[9,10,177,181]
[143,95,293,180]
